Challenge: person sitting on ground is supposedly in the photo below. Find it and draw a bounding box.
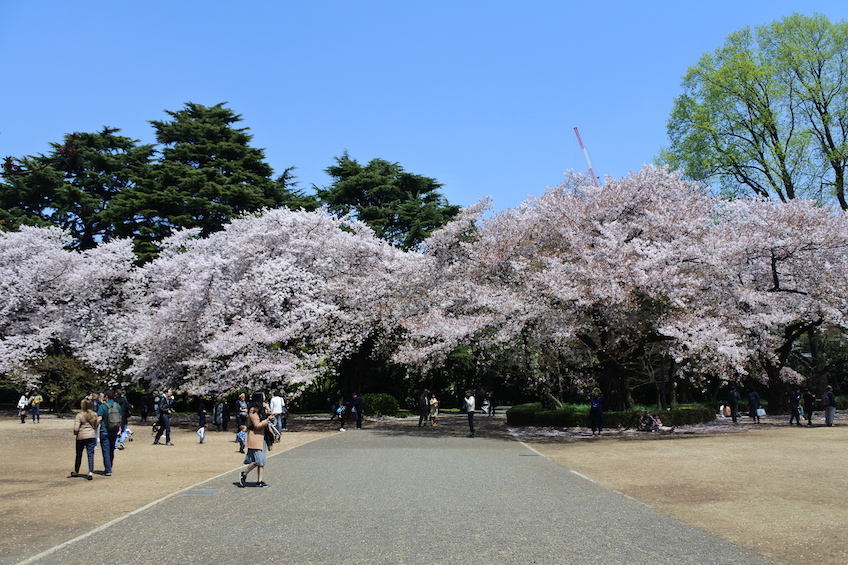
[652,413,675,433]
[638,411,655,432]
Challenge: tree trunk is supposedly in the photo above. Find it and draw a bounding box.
[764,364,784,415]
[598,362,634,412]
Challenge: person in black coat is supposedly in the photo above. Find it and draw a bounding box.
[727,386,741,424]
[351,392,365,429]
[748,390,761,423]
[802,388,816,426]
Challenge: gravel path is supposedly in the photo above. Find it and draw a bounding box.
[25,415,775,565]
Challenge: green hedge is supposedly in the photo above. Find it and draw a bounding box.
[506,402,715,428]
[362,393,400,416]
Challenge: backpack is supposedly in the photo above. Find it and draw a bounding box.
[105,402,122,432]
[821,394,830,407]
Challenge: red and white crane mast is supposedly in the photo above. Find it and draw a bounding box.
[573,126,600,187]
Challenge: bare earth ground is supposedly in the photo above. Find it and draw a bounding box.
[516,415,848,565]
[2,412,846,565]
[0,414,335,565]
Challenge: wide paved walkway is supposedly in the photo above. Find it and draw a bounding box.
[28,415,773,564]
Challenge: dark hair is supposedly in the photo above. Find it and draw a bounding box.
[250,392,267,419]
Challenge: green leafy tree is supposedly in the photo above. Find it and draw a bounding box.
[661,13,848,208]
[316,152,460,250]
[108,102,313,261]
[0,128,155,249]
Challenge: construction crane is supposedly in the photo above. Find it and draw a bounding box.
[573,127,599,187]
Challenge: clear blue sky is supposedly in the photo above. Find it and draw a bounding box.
[3,1,847,211]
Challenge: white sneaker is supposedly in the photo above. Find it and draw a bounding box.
[339,428,346,431]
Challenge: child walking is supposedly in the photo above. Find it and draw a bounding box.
[236,425,247,453]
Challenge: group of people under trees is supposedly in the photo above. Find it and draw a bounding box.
[331,392,364,431]
[417,389,440,427]
[64,387,290,487]
[16,389,44,424]
[46,378,843,486]
[723,385,838,427]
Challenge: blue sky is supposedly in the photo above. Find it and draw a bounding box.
[3,1,848,212]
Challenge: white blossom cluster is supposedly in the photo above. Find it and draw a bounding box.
[3,166,847,396]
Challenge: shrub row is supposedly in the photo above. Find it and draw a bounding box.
[505,402,715,428]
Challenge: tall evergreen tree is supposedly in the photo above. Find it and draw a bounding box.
[0,128,155,250]
[316,152,460,250]
[108,102,311,261]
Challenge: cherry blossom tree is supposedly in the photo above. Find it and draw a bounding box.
[700,198,848,411]
[0,226,136,388]
[397,167,838,409]
[122,207,422,397]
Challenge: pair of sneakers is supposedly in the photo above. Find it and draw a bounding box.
[238,472,269,488]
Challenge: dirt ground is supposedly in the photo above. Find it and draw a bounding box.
[519,416,848,565]
[0,414,336,565]
[2,412,846,565]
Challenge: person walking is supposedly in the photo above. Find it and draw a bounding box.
[802,388,816,426]
[71,397,97,480]
[823,385,837,427]
[418,390,430,427]
[727,386,741,424]
[197,398,208,443]
[114,389,132,449]
[589,388,604,436]
[96,390,122,476]
[153,389,174,445]
[748,390,761,424]
[235,393,249,429]
[464,390,476,438]
[788,389,802,426]
[238,392,274,488]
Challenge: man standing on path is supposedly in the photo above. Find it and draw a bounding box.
[153,389,174,445]
[464,390,476,438]
[96,390,122,476]
[351,392,364,429]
